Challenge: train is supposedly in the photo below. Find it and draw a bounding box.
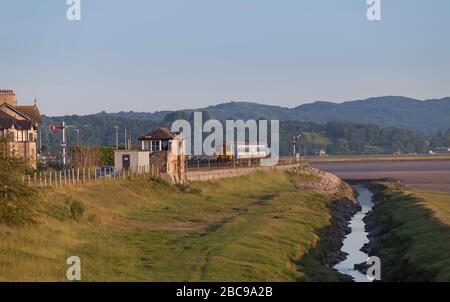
[214,142,270,161]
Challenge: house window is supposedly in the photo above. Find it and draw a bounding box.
[29,132,34,142]
[150,140,161,152]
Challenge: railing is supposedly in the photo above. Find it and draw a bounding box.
[186,156,302,172]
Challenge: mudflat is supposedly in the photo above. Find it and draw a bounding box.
[311,159,450,192]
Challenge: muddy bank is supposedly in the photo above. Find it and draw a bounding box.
[359,181,450,281]
[289,167,361,280]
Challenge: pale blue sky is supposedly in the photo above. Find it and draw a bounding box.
[1,0,449,115]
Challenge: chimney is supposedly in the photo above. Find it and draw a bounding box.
[0,89,17,107]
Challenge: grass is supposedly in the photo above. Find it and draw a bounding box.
[302,132,332,145]
[371,188,450,281]
[0,169,347,281]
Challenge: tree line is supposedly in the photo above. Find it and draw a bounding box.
[40,112,450,157]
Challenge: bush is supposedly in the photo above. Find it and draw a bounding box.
[47,198,85,221]
[0,153,37,226]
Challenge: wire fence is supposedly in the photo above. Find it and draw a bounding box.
[23,157,302,188]
[23,165,161,188]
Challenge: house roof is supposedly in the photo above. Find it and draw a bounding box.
[0,110,33,130]
[0,103,41,125]
[138,127,180,141]
[16,105,42,123]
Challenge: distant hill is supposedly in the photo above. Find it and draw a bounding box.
[41,96,450,156]
[292,96,450,134]
[107,96,450,134]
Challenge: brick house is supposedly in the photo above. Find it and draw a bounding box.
[139,127,186,183]
[0,89,41,168]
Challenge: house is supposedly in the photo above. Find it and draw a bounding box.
[0,89,41,168]
[319,149,327,157]
[139,127,186,183]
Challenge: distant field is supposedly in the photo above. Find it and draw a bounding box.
[0,170,349,282]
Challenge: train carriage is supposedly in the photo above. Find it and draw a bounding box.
[214,142,269,161]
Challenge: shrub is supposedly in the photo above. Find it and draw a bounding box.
[0,153,37,226]
[47,198,85,221]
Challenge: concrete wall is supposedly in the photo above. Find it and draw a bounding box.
[114,150,150,171]
[186,164,298,182]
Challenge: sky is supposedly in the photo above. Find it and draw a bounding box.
[1,0,449,116]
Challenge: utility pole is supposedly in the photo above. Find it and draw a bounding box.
[124,127,127,150]
[39,126,42,153]
[115,126,119,149]
[62,121,67,169]
[75,129,80,146]
[129,128,132,150]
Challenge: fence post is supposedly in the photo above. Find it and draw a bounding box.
[28,175,31,186]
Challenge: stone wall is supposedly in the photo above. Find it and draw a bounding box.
[186,164,298,182]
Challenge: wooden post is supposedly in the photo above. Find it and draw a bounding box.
[28,175,31,186]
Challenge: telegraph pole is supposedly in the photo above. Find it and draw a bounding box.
[62,121,67,169]
[124,127,127,150]
[115,126,119,149]
[75,129,80,146]
[39,126,42,153]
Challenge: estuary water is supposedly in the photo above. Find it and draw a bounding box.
[333,186,374,282]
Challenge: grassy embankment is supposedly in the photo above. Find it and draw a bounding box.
[0,169,354,282]
[368,187,450,281]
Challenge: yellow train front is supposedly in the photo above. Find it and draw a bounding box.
[214,142,234,161]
